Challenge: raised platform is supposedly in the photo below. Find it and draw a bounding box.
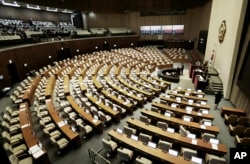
[204,70,223,95]
[158,68,180,83]
[207,68,219,76]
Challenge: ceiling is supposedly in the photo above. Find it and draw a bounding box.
[16,0,211,13]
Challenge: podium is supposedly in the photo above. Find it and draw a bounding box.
[192,69,203,83]
[194,75,207,90]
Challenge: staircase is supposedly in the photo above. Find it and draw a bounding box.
[204,68,223,95]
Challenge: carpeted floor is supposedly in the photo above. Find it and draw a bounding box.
[0,63,235,164]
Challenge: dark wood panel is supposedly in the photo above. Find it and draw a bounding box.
[0,36,139,89]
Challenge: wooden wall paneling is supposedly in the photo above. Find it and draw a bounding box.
[0,36,139,89]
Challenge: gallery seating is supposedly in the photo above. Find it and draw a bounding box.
[229,124,245,136]
[224,114,238,125]
[235,135,250,148]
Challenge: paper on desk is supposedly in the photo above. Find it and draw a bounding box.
[211,144,218,150]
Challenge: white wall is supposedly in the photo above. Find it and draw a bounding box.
[205,0,247,98]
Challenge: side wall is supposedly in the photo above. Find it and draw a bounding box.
[204,0,247,99]
[0,36,139,88]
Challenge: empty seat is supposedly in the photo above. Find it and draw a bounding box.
[140,115,151,124]
[243,128,250,137]
[138,133,152,145]
[102,138,118,157]
[236,116,249,126]
[1,121,20,134]
[3,114,19,125]
[50,136,69,154]
[229,124,245,136]
[123,126,136,137]
[164,110,175,117]
[182,115,193,122]
[199,108,209,114]
[8,154,33,164]
[158,139,172,152]
[5,106,19,117]
[201,133,216,142]
[135,156,152,164]
[2,131,23,145]
[117,147,133,163]
[205,153,226,164]
[224,114,238,125]
[200,119,212,126]
[157,121,168,131]
[179,125,190,137]
[98,111,112,125]
[181,147,197,160]
[235,135,250,148]
[151,107,160,113]
[3,142,27,157]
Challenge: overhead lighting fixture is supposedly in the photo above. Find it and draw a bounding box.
[27,4,40,10]
[62,9,73,13]
[46,7,58,12]
[2,1,20,7]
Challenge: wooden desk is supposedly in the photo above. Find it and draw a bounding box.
[78,76,87,93]
[105,76,144,105]
[129,76,161,94]
[92,76,103,90]
[67,67,77,79]
[66,96,103,133]
[19,102,50,164]
[78,67,88,77]
[117,76,152,98]
[85,93,120,122]
[173,88,205,96]
[45,76,56,99]
[220,106,246,116]
[22,76,41,105]
[92,64,103,76]
[45,99,81,148]
[63,75,70,96]
[160,97,210,110]
[151,76,171,89]
[108,129,192,164]
[139,75,167,90]
[103,65,113,76]
[152,102,214,121]
[125,67,131,76]
[114,65,122,76]
[126,117,227,156]
[167,91,207,102]
[101,90,134,113]
[141,109,219,135]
